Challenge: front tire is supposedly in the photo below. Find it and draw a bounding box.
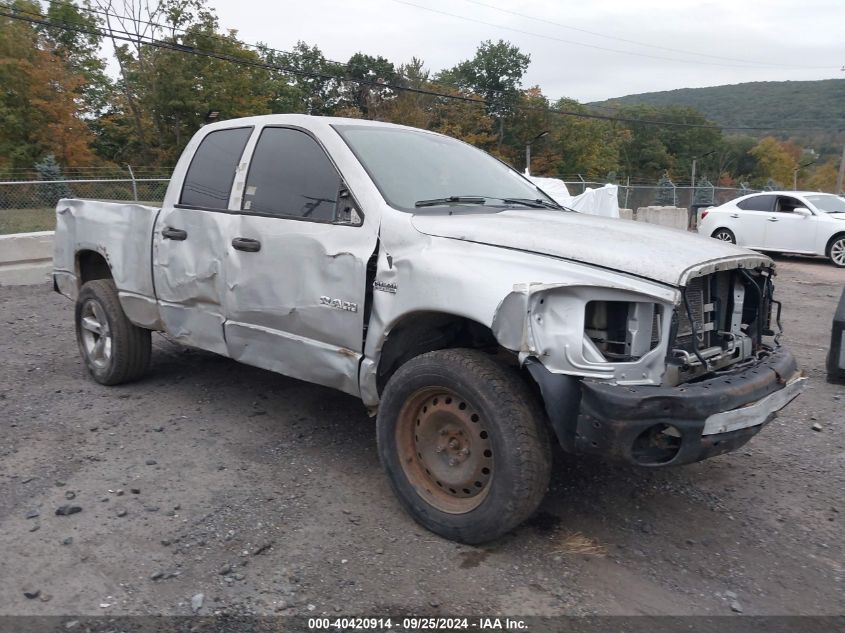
[712,228,736,243]
[75,279,151,385]
[377,349,551,544]
[828,234,845,268]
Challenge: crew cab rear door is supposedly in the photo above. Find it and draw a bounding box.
[152,126,253,354]
[222,125,374,396]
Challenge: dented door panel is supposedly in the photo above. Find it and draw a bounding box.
[222,213,374,396]
[152,207,235,355]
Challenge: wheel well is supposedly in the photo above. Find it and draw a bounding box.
[826,232,845,255]
[77,250,112,284]
[376,312,500,395]
[711,227,733,237]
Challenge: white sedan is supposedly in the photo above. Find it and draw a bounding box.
[698,191,845,267]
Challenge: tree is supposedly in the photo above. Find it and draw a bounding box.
[341,52,399,118]
[42,0,112,117]
[97,0,271,163]
[35,154,72,206]
[805,159,839,192]
[380,58,436,129]
[655,172,676,206]
[614,104,722,180]
[0,1,96,169]
[440,40,530,150]
[261,41,344,115]
[749,136,799,188]
[693,175,714,205]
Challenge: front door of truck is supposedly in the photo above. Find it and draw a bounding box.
[222,126,375,396]
[153,126,254,355]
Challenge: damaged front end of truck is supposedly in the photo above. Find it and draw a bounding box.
[493,256,804,467]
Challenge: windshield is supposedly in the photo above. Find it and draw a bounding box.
[806,194,845,214]
[334,124,556,210]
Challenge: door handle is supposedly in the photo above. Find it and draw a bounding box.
[729,213,740,218]
[162,226,188,240]
[232,237,261,252]
[767,217,779,222]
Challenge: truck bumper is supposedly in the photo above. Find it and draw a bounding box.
[534,349,804,467]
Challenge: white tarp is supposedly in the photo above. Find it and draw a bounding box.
[528,175,620,219]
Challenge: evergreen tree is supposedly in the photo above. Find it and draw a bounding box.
[655,172,675,206]
[693,175,715,205]
[35,154,72,206]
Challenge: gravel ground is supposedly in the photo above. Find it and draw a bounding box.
[1,255,843,618]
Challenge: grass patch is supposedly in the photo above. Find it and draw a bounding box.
[0,208,56,235]
[553,531,607,557]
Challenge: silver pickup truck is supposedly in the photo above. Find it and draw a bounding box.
[53,114,804,543]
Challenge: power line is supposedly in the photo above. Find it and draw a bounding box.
[393,0,838,71]
[460,0,828,69]
[1,5,838,132]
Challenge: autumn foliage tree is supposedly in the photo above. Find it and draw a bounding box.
[0,0,97,170]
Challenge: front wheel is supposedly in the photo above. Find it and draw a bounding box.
[377,349,551,544]
[75,279,151,385]
[828,235,845,268]
[712,228,736,243]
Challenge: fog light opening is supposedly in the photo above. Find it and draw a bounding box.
[632,423,682,465]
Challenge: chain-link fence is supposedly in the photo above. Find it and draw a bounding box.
[0,178,170,209]
[0,178,170,234]
[0,175,758,235]
[561,180,757,212]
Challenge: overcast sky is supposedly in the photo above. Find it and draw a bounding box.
[205,0,842,102]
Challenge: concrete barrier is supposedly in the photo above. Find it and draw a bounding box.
[0,231,54,286]
[633,206,689,231]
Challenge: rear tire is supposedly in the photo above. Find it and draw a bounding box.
[377,349,551,544]
[75,279,151,385]
[711,228,736,244]
[827,234,845,268]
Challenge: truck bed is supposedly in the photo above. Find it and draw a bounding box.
[53,198,161,303]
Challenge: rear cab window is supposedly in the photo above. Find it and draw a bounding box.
[180,127,253,210]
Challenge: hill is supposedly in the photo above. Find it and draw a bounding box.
[591,79,845,143]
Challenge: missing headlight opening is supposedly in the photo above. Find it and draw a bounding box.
[584,300,662,362]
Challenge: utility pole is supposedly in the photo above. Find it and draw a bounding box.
[525,130,549,176]
[837,145,845,195]
[126,164,138,201]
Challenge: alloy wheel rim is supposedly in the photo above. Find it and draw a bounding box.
[715,231,733,242]
[80,299,112,369]
[832,239,845,266]
[396,387,493,514]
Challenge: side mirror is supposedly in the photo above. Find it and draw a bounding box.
[794,207,812,216]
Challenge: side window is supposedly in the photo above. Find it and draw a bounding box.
[776,197,802,213]
[180,127,252,209]
[242,128,341,221]
[736,195,775,212]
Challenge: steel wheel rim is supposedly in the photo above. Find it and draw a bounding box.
[715,231,733,242]
[80,299,112,369]
[396,387,493,514]
[832,239,845,265]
